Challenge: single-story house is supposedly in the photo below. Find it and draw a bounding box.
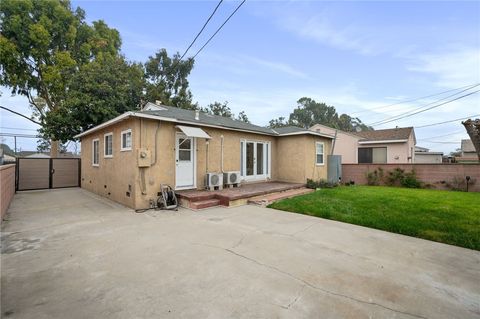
[414,146,443,164]
[353,127,416,164]
[75,102,335,210]
[309,125,416,164]
[309,123,362,164]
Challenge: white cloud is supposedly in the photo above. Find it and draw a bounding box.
[240,55,310,79]
[407,48,480,88]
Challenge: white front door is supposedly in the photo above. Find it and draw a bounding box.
[175,133,196,189]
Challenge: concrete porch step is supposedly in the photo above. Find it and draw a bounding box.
[248,187,314,206]
[189,198,221,210]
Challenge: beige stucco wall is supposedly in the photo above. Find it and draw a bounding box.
[132,119,279,209]
[276,135,331,183]
[80,117,332,209]
[310,124,360,164]
[80,118,138,208]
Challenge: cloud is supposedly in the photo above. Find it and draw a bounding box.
[195,52,310,79]
[240,55,310,79]
[407,48,480,88]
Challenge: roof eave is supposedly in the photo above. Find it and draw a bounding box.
[278,131,335,139]
[359,139,408,144]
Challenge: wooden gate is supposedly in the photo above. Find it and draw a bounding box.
[16,158,81,191]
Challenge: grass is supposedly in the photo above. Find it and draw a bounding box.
[268,186,480,250]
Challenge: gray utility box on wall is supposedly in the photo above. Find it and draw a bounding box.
[327,155,342,184]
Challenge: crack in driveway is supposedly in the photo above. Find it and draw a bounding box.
[191,242,429,319]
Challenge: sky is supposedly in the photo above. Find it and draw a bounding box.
[1,0,479,154]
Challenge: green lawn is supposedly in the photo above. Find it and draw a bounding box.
[268,186,480,250]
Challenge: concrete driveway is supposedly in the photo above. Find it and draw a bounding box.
[1,188,479,319]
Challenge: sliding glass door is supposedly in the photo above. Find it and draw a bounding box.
[241,140,270,181]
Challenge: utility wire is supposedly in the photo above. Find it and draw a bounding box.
[369,84,480,126]
[179,0,224,61]
[369,89,480,127]
[351,83,480,115]
[415,114,480,128]
[417,129,466,141]
[192,0,246,59]
[0,126,39,131]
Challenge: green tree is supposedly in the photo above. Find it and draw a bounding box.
[41,53,145,141]
[268,116,290,128]
[144,49,196,110]
[237,111,250,123]
[0,0,121,155]
[201,101,233,118]
[280,97,372,132]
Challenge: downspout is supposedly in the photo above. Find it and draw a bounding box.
[220,135,224,173]
[331,130,338,155]
[151,122,160,166]
[139,118,146,195]
[206,140,209,172]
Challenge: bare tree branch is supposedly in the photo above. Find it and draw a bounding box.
[0,105,42,126]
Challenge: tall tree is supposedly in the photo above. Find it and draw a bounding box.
[237,111,250,123]
[270,97,372,132]
[41,53,145,141]
[267,116,289,128]
[144,49,196,110]
[201,101,233,118]
[462,118,480,161]
[0,0,121,155]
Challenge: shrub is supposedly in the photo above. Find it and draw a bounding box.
[402,170,422,188]
[386,168,404,186]
[366,168,384,186]
[306,178,338,189]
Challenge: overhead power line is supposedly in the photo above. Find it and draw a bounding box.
[0,126,39,131]
[369,89,480,127]
[417,129,465,141]
[179,0,224,61]
[0,105,42,125]
[415,114,480,128]
[351,83,480,116]
[192,0,246,59]
[0,132,38,138]
[369,84,480,126]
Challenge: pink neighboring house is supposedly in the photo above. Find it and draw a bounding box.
[310,124,416,164]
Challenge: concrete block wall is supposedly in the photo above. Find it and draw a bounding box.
[342,164,480,192]
[1,164,16,220]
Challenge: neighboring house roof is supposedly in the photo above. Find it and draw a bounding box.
[354,127,415,144]
[461,139,475,152]
[75,102,334,139]
[309,123,362,139]
[415,146,429,152]
[273,126,334,137]
[25,153,50,158]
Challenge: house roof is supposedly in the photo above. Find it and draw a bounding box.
[354,127,414,142]
[273,126,335,138]
[461,139,475,152]
[309,123,362,139]
[74,103,334,139]
[139,104,275,135]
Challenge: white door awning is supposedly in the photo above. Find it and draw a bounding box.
[176,125,211,139]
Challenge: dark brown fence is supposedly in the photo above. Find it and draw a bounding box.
[342,164,480,192]
[16,158,80,191]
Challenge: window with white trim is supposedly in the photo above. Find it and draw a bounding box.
[315,142,324,165]
[121,129,132,151]
[92,139,99,166]
[104,133,113,157]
